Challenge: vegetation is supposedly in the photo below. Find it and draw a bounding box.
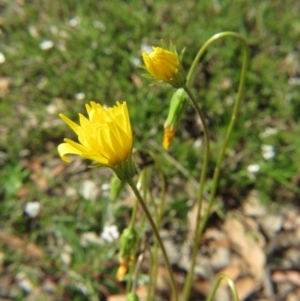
[0,0,299,300]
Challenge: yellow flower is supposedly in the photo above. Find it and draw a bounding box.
[142,43,186,88]
[58,101,135,180]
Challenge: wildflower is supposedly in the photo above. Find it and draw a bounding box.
[16,272,34,293]
[69,16,81,27]
[142,42,186,88]
[79,179,99,201]
[75,92,85,100]
[247,164,260,180]
[247,164,260,173]
[261,145,275,160]
[58,101,135,180]
[39,40,54,50]
[101,225,119,243]
[163,88,189,149]
[24,201,41,218]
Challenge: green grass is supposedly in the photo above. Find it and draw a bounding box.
[1,0,300,299]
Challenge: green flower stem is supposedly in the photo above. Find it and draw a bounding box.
[125,197,139,294]
[127,178,178,301]
[126,258,136,294]
[150,159,167,301]
[206,274,240,301]
[181,86,210,301]
[181,32,249,301]
[187,31,248,87]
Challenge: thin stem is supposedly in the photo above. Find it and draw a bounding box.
[125,192,140,293]
[126,258,136,294]
[127,178,178,301]
[206,274,240,301]
[181,32,249,301]
[150,158,167,301]
[181,86,210,301]
[131,253,144,294]
[196,32,249,245]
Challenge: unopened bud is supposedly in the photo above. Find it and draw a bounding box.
[163,88,189,149]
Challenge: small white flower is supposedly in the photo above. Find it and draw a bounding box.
[247,164,260,173]
[39,40,54,50]
[0,52,6,64]
[247,163,260,180]
[101,183,110,191]
[69,16,81,27]
[79,179,100,201]
[60,252,72,266]
[75,92,85,100]
[101,225,119,243]
[16,272,34,293]
[259,127,278,139]
[261,145,276,160]
[24,202,41,218]
[46,104,57,115]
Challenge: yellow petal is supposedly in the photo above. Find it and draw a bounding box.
[99,125,122,165]
[65,138,110,165]
[163,126,176,150]
[57,142,83,162]
[59,114,80,134]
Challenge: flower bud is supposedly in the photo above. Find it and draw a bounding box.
[142,42,186,88]
[163,88,189,149]
[117,227,138,281]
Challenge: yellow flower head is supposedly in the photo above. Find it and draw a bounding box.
[142,43,186,88]
[58,101,135,180]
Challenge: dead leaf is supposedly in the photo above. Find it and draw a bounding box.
[0,230,45,259]
[217,265,241,285]
[223,218,266,282]
[235,276,258,301]
[286,270,300,286]
[49,163,66,177]
[242,190,266,217]
[130,74,143,88]
[0,77,10,97]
